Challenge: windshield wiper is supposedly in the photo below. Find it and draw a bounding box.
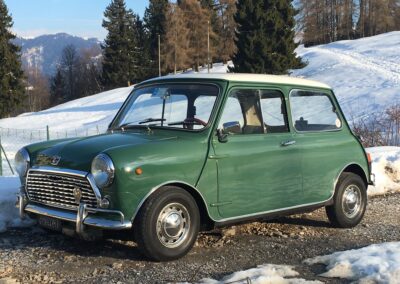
[111,122,141,131]
[138,118,166,125]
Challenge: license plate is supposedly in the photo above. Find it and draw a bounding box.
[38,216,62,231]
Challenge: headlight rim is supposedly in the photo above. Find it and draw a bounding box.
[15,148,30,178]
[91,153,115,189]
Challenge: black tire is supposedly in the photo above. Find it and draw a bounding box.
[134,186,200,261]
[326,172,367,228]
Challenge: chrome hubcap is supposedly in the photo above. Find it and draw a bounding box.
[156,203,190,248]
[342,185,362,218]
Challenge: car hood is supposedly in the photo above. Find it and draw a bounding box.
[34,131,177,171]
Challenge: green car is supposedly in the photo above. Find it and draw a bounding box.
[16,74,374,261]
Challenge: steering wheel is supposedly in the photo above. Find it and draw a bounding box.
[183,117,207,129]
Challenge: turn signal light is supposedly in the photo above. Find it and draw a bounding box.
[135,167,143,175]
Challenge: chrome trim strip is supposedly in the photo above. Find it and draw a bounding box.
[215,199,331,223]
[130,180,215,222]
[30,166,87,177]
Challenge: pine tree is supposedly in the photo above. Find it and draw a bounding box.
[230,0,304,74]
[50,67,65,106]
[0,0,25,118]
[144,0,168,77]
[102,0,140,89]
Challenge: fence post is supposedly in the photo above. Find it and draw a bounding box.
[46,125,50,141]
[0,136,2,176]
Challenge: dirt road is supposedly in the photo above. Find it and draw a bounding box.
[0,193,399,283]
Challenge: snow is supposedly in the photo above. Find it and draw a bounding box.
[199,264,321,284]
[0,86,133,132]
[305,242,400,283]
[366,147,400,195]
[0,177,33,233]
[292,31,400,121]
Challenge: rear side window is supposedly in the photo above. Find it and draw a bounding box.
[290,90,342,132]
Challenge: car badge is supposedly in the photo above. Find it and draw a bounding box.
[73,187,82,204]
[50,156,61,166]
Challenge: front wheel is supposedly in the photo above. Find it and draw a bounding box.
[134,186,200,261]
[326,173,367,228]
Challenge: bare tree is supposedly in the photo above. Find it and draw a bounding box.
[163,3,190,73]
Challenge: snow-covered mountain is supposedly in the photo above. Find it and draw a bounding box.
[14,33,101,76]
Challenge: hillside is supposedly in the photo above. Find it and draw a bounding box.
[292,31,400,121]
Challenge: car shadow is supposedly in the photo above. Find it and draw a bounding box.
[266,216,332,228]
[2,227,150,262]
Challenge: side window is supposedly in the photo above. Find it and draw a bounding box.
[290,90,342,132]
[218,95,244,134]
[219,89,288,135]
[260,90,289,133]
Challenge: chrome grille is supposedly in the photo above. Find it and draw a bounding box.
[26,170,98,210]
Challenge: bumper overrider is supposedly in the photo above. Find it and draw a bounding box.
[17,168,132,236]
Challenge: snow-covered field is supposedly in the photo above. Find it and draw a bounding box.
[292,31,400,121]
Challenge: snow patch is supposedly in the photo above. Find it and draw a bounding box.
[305,242,400,283]
[199,264,322,284]
[366,147,400,195]
[0,177,33,233]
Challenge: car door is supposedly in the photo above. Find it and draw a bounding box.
[211,87,303,219]
[288,89,346,204]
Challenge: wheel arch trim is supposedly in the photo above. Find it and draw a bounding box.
[130,181,215,223]
[335,162,370,190]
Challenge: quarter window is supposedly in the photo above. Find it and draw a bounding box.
[290,90,342,132]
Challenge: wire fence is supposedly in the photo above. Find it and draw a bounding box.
[0,125,107,176]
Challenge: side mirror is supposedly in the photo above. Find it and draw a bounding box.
[217,129,228,143]
[222,121,241,134]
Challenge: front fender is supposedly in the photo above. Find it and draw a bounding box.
[102,138,212,220]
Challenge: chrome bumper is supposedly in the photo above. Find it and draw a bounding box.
[18,189,132,234]
[370,173,376,185]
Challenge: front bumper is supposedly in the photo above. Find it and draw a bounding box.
[18,190,132,234]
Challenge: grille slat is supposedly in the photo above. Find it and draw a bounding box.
[26,170,98,210]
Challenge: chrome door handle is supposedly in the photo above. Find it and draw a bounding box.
[281,140,296,146]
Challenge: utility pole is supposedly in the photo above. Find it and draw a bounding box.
[207,20,210,73]
[158,34,161,77]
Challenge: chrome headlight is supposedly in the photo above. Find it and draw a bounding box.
[91,154,115,188]
[15,148,30,178]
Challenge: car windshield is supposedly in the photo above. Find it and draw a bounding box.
[111,83,220,131]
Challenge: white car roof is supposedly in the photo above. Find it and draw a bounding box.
[144,73,331,89]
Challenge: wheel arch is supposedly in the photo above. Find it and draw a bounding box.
[131,181,215,230]
[338,163,369,189]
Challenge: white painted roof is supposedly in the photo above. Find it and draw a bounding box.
[144,73,331,89]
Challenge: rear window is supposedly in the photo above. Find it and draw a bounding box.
[289,90,342,132]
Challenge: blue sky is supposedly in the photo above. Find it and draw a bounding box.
[4,0,149,40]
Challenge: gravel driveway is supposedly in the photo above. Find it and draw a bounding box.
[0,193,399,284]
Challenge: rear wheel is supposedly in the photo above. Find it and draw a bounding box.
[326,173,367,228]
[134,186,200,261]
